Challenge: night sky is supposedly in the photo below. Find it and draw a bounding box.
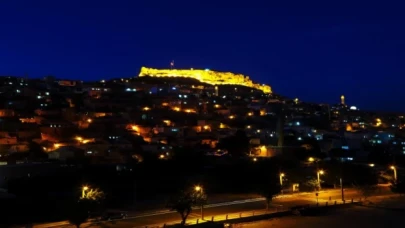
[1,0,404,111]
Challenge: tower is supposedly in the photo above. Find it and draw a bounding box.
[340,95,345,105]
[277,104,285,150]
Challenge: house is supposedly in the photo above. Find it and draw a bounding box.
[48,146,84,161]
[80,140,111,156]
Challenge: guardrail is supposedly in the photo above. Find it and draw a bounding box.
[132,198,361,228]
[31,192,361,228]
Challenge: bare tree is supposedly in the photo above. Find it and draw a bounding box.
[67,202,89,228]
[258,182,281,210]
[353,183,377,200]
[304,178,320,192]
[81,188,105,201]
[166,189,207,226]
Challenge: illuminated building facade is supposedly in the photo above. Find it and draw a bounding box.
[138,67,272,93]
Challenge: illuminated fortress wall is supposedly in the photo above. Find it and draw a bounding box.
[138,67,272,93]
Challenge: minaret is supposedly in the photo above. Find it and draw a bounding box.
[277,104,285,152]
[340,95,345,105]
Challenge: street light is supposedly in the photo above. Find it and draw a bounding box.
[253,157,257,162]
[279,173,285,194]
[82,186,89,198]
[308,157,315,162]
[317,170,324,190]
[390,166,397,182]
[369,163,375,167]
[194,186,203,219]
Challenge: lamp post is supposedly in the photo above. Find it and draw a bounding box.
[82,186,89,198]
[195,186,203,219]
[279,173,285,194]
[390,166,397,182]
[317,170,324,190]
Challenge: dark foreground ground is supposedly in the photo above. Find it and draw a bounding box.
[236,197,405,228]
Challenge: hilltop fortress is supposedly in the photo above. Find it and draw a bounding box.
[138,67,272,93]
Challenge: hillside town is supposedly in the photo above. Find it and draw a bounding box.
[0,67,404,166]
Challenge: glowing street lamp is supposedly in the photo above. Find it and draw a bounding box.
[194,186,203,219]
[369,163,375,167]
[82,186,89,198]
[279,173,285,194]
[390,166,397,182]
[308,157,315,162]
[317,170,324,190]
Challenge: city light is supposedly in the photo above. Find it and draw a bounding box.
[279,173,285,194]
[369,163,375,167]
[82,185,89,198]
[390,166,397,181]
[317,170,324,190]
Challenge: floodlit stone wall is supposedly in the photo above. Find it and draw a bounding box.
[139,67,272,93]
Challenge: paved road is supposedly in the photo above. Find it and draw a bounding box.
[36,187,392,228]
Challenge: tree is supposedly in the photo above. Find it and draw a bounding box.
[28,141,47,161]
[81,188,105,201]
[390,179,405,195]
[217,130,249,157]
[304,178,320,192]
[166,189,207,226]
[258,182,281,210]
[80,187,105,214]
[67,202,89,228]
[353,183,378,200]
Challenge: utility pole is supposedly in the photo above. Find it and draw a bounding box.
[340,161,345,202]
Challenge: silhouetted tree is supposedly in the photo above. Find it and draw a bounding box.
[304,178,320,192]
[28,141,47,161]
[217,130,249,157]
[257,182,281,210]
[67,202,88,228]
[353,183,378,200]
[390,179,405,195]
[166,189,207,226]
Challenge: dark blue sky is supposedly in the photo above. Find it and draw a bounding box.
[1,0,404,111]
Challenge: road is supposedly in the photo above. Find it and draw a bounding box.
[35,187,392,228]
